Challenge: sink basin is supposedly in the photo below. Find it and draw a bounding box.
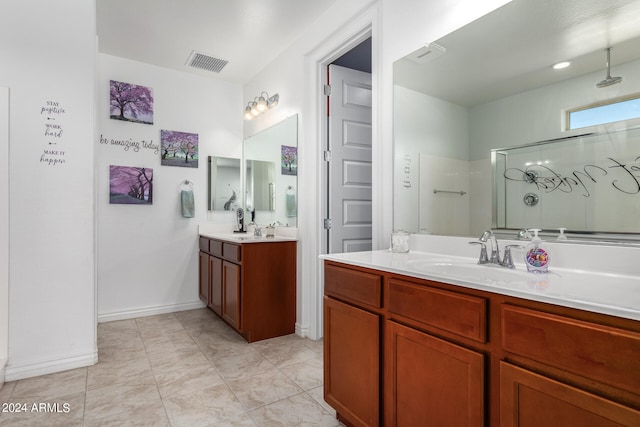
[404,259,533,283]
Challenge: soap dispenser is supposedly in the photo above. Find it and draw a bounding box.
[524,229,549,273]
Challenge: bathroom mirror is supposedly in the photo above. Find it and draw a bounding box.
[393,0,640,241]
[207,156,241,211]
[244,114,298,226]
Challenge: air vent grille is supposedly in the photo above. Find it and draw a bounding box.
[186,51,228,73]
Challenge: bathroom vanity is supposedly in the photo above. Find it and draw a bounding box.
[199,233,296,342]
[322,250,640,427]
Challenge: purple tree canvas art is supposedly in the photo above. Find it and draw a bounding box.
[109,80,154,124]
[281,145,297,175]
[160,130,199,168]
[109,165,153,204]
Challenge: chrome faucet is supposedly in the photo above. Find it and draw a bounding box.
[480,230,500,264]
[470,230,523,268]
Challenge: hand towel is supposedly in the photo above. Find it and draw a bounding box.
[286,193,296,217]
[181,189,195,218]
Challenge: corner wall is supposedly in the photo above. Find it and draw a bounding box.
[0,87,8,386]
[97,54,243,321]
[0,0,97,381]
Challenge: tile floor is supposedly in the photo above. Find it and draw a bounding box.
[0,308,343,426]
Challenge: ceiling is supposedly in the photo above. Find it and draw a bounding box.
[96,0,338,84]
[394,0,640,107]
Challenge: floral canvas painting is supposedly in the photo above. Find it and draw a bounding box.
[281,145,297,176]
[109,80,154,125]
[109,165,153,205]
[161,130,199,168]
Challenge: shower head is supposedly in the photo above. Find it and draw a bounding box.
[596,47,622,88]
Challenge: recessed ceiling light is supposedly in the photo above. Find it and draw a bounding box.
[552,61,571,70]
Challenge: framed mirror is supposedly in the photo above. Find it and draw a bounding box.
[393,0,640,242]
[244,114,298,226]
[207,156,241,211]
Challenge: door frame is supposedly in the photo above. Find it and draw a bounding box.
[299,5,380,340]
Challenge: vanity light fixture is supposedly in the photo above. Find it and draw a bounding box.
[552,61,571,70]
[243,91,280,120]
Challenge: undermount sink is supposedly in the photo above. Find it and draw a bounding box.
[404,259,534,283]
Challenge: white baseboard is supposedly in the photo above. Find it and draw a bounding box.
[98,300,206,323]
[295,322,311,338]
[5,351,97,382]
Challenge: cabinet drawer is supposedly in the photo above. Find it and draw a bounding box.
[210,239,223,257]
[199,237,209,252]
[324,263,382,309]
[222,242,241,263]
[500,362,640,427]
[502,304,640,395]
[387,279,487,343]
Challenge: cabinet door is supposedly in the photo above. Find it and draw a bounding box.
[198,251,209,303]
[324,296,380,427]
[222,261,241,330]
[500,362,640,427]
[385,321,484,427]
[209,256,222,315]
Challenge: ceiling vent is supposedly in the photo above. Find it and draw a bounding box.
[406,43,446,64]
[186,51,228,73]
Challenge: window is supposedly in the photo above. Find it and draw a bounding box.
[566,95,640,130]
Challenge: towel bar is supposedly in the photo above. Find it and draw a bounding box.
[433,189,466,195]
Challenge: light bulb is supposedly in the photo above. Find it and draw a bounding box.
[250,101,259,116]
[256,96,267,112]
[243,107,253,120]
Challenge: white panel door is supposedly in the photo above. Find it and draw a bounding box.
[328,65,372,253]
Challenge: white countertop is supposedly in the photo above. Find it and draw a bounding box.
[198,222,298,243]
[321,249,640,322]
[199,231,297,243]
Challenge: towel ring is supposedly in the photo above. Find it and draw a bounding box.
[179,180,194,191]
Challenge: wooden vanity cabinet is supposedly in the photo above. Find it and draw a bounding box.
[221,259,240,329]
[384,277,487,426]
[199,236,296,342]
[323,260,640,427]
[198,249,209,304]
[324,263,382,427]
[209,256,222,315]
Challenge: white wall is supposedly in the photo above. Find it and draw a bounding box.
[97,54,243,321]
[393,85,470,234]
[0,87,8,387]
[0,0,97,380]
